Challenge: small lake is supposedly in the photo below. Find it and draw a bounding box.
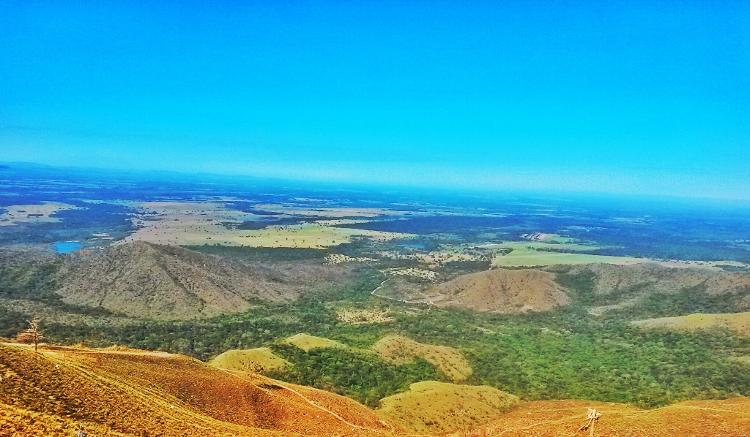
[53,241,82,253]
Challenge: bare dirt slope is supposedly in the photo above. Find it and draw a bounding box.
[54,241,347,319]
[0,343,391,436]
[463,398,750,436]
[422,268,569,313]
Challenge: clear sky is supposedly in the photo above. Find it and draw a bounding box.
[1,1,748,199]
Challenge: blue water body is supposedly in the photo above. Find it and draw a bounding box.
[53,241,81,253]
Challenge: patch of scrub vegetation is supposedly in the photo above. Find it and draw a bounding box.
[283,333,346,351]
[376,381,519,434]
[209,347,289,372]
[267,343,443,407]
[373,334,472,382]
[336,307,394,325]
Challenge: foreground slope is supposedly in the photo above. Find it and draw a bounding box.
[464,398,750,436]
[3,342,750,436]
[0,343,391,436]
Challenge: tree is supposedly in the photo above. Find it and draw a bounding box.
[16,317,44,352]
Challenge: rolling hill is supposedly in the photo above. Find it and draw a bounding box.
[567,263,750,297]
[1,242,349,320]
[373,334,472,382]
[209,347,290,373]
[376,381,519,434]
[421,268,570,313]
[283,333,347,351]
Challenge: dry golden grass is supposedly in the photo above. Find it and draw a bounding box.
[0,401,128,436]
[0,343,391,436]
[372,335,472,382]
[283,333,346,351]
[209,347,290,373]
[632,311,750,336]
[376,381,519,434]
[463,398,750,436]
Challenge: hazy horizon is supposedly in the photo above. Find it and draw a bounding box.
[2,1,748,200]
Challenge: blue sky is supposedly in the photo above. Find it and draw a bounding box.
[1,1,748,199]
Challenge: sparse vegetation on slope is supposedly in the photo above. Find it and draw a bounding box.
[423,268,569,313]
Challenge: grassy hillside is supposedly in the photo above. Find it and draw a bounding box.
[283,333,346,351]
[632,312,750,336]
[3,341,750,436]
[0,343,391,436]
[372,334,472,382]
[376,381,519,434]
[209,347,289,372]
